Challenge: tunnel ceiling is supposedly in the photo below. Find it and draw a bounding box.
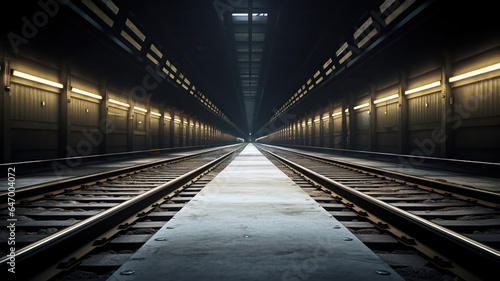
[113,0,386,135]
[3,0,475,137]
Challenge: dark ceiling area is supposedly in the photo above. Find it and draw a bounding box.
[1,0,496,137]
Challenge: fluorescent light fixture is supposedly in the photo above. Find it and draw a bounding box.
[374,94,399,104]
[174,118,181,123]
[134,106,147,112]
[332,112,342,117]
[82,0,114,27]
[146,53,159,65]
[353,103,369,110]
[150,44,163,59]
[12,70,63,88]
[339,51,352,64]
[307,121,312,125]
[449,62,500,82]
[164,116,172,120]
[316,77,324,84]
[108,99,130,107]
[314,118,320,122]
[71,87,102,99]
[151,112,161,117]
[405,81,441,95]
[323,58,333,69]
[322,115,329,120]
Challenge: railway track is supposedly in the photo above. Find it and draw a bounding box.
[0,144,244,280]
[257,144,500,281]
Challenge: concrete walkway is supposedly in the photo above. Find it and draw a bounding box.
[109,144,402,281]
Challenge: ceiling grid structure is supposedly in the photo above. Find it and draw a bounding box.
[230,0,272,133]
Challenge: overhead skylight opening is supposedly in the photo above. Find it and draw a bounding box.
[339,51,353,64]
[150,44,163,59]
[380,0,398,14]
[82,0,114,27]
[125,18,146,42]
[146,53,159,65]
[101,0,119,15]
[313,70,321,79]
[120,30,141,50]
[336,42,348,57]
[323,58,333,69]
[354,17,374,39]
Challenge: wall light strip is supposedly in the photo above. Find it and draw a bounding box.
[134,106,147,112]
[332,112,342,117]
[151,112,161,117]
[164,116,172,120]
[174,119,181,123]
[449,62,500,82]
[314,118,320,122]
[71,87,102,99]
[405,81,441,95]
[322,115,329,120]
[353,103,369,110]
[108,99,130,107]
[12,70,64,88]
[374,94,399,104]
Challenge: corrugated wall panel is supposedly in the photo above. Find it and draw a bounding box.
[355,111,369,129]
[11,83,59,123]
[70,97,100,126]
[408,92,441,124]
[108,106,128,129]
[150,118,160,135]
[453,77,500,119]
[376,102,399,129]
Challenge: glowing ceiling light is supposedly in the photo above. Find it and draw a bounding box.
[71,87,102,99]
[449,62,500,82]
[353,103,369,110]
[405,81,441,95]
[108,99,130,107]
[374,94,399,104]
[134,106,147,112]
[12,70,63,88]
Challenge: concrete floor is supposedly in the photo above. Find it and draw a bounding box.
[108,144,402,281]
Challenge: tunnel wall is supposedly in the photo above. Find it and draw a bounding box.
[0,50,237,163]
[257,44,500,162]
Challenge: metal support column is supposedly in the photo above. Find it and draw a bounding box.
[59,61,71,158]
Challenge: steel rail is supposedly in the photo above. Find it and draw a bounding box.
[259,144,500,207]
[0,147,240,280]
[0,144,242,208]
[262,148,500,281]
